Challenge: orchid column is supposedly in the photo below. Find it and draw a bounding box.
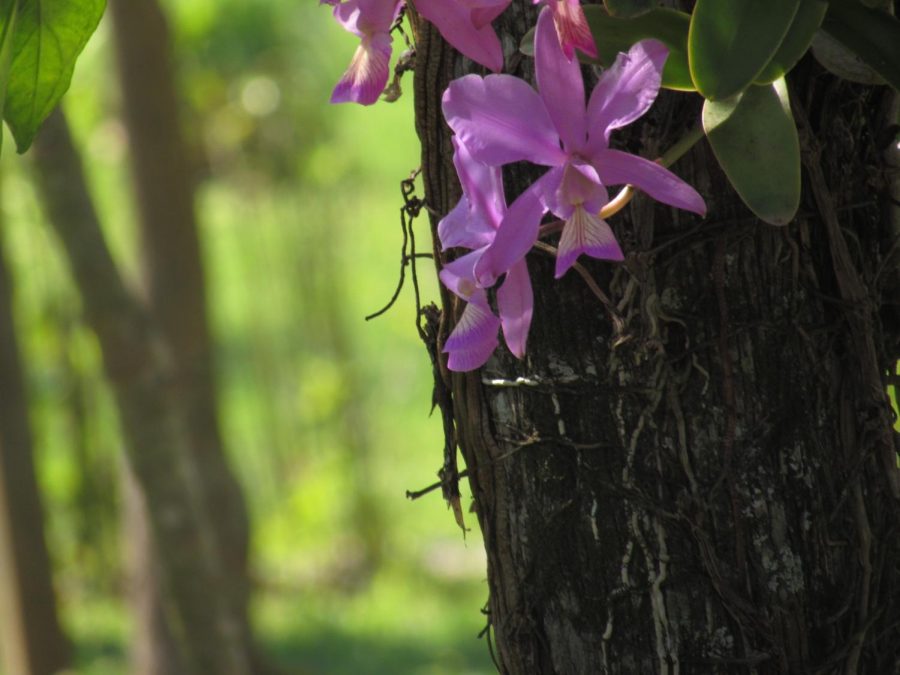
[408,2,899,673]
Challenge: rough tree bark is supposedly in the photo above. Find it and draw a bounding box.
[0,190,71,675]
[31,108,256,675]
[107,1,256,672]
[410,2,900,673]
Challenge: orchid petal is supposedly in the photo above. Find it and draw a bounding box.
[470,1,509,29]
[444,296,501,371]
[555,207,623,278]
[592,148,707,216]
[497,259,533,359]
[443,74,567,167]
[439,196,493,250]
[438,196,471,251]
[554,0,597,60]
[532,164,565,214]
[452,137,505,228]
[463,0,507,7]
[415,0,505,72]
[473,171,553,287]
[438,250,484,298]
[332,0,401,35]
[585,39,668,151]
[332,3,366,37]
[537,0,597,60]
[356,0,404,32]
[330,33,392,105]
[534,9,586,152]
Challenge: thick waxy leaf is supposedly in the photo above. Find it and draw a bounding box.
[689,0,800,100]
[3,0,106,153]
[811,31,884,85]
[821,0,900,92]
[603,0,655,19]
[755,0,827,84]
[702,79,800,226]
[522,6,693,90]
[859,0,891,9]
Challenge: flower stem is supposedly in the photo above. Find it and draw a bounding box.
[658,124,705,169]
[598,185,634,220]
[594,124,706,220]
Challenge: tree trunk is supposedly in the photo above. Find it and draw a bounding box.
[411,2,900,673]
[0,182,71,675]
[30,107,256,675]
[107,1,255,672]
[121,467,185,675]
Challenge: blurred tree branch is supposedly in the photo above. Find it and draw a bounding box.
[108,0,260,671]
[0,176,71,675]
[31,106,257,675]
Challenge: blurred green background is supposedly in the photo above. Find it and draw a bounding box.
[0,1,492,673]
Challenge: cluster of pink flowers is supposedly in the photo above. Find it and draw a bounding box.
[323,1,706,371]
[321,0,596,104]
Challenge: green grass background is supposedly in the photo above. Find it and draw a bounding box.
[0,1,493,673]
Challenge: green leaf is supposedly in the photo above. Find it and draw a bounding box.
[520,7,692,89]
[859,0,891,9]
[0,1,19,154]
[603,0,655,19]
[755,0,827,84]
[820,0,900,92]
[689,0,800,100]
[810,31,884,85]
[584,7,693,90]
[4,0,106,153]
[702,79,800,226]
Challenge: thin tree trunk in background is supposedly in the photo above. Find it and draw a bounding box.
[107,1,255,672]
[411,2,900,672]
[31,107,256,675]
[0,187,71,675]
[121,466,183,675]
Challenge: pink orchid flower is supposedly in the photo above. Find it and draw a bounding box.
[438,138,537,371]
[324,0,404,105]
[412,0,507,73]
[442,9,705,279]
[538,0,597,61]
[413,0,595,73]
